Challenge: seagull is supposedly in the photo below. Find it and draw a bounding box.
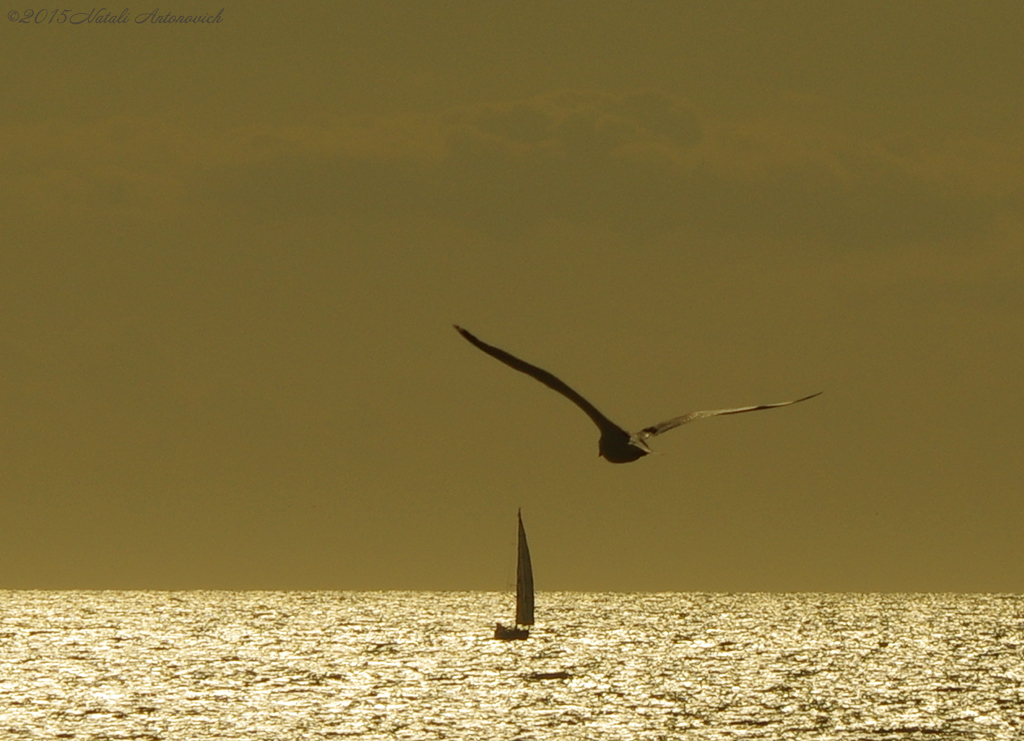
[454,325,820,463]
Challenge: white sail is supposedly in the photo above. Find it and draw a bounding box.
[515,509,534,627]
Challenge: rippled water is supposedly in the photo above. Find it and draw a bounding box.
[1,592,1023,739]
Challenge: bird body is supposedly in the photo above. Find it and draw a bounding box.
[454,325,819,463]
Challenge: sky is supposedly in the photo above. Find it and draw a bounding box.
[2,2,1023,592]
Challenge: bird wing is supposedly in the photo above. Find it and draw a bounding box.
[454,325,621,434]
[636,392,822,440]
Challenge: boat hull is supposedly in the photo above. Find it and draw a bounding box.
[493,622,530,641]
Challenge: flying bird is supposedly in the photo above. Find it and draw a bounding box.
[454,325,820,463]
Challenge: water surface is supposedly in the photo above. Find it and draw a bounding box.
[1,591,1022,739]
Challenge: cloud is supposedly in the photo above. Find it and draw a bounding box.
[436,90,703,235]
[3,91,1021,248]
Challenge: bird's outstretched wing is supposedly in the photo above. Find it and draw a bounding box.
[636,392,822,440]
[454,325,621,434]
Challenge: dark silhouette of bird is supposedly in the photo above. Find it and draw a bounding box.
[454,325,820,463]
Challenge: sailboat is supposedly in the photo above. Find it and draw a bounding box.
[493,509,534,640]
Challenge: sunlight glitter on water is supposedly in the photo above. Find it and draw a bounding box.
[1,591,1023,739]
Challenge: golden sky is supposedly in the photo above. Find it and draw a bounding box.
[2,2,1023,591]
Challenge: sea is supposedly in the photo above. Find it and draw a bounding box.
[1,591,1022,740]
